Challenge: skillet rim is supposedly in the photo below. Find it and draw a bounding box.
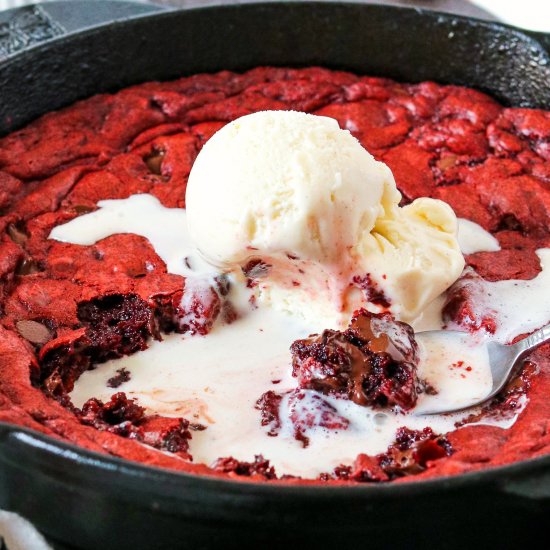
[0,0,546,65]
[0,0,548,70]
[0,422,549,497]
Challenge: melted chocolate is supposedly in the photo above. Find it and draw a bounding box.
[291,310,420,410]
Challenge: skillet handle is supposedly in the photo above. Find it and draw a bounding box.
[0,0,169,60]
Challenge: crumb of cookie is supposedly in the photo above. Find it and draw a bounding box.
[39,294,157,395]
[213,454,277,480]
[321,427,452,482]
[178,282,221,335]
[80,392,145,428]
[255,390,283,437]
[321,454,388,483]
[378,427,452,478]
[242,258,271,288]
[352,273,391,308]
[79,392,193,456]
[442,269,497,334]
[138,415,193,454]
[107,367,131,388]
[288,390,350,447]
[256,388,350,446]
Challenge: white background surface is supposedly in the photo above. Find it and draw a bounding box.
[472,0,550,32]
[0,0,549,31]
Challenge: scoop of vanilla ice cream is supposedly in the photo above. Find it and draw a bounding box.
[186,110,464,327]
[353,185,465,322]
[187,110,386,266]
[186,110,391,325]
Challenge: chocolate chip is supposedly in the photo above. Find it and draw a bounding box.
[92,249,104,261]
[43,370,63,396]
[15,257,41,276]
[242,258,271,279]
[190,423,207,431]
[144,149,165,175]
[214,274,231,296]
[497,213,523,232]
[148,97,164,112]
[7,222,28,245]
[16,319,52,345]
[73,204,95,214]
[437,154,458,171]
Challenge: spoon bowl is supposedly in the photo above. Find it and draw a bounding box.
[416,323,550,415]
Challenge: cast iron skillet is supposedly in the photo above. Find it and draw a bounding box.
[0,2,549,549]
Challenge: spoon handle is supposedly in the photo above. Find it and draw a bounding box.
[514,323,550,358]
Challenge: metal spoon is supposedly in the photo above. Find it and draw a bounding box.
[416,323,550,415]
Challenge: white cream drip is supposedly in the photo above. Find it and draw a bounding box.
[445,249,550,344]
[69,306,494,478]
[49,194,214,278]
[457,218,501,255]
[415,332,492,414]
[49,194,548,478]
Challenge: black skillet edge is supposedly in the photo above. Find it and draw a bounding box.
[0,2,549,548]
[0,423,548,549]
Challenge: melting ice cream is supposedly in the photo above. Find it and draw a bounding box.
[186,111,465,326]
